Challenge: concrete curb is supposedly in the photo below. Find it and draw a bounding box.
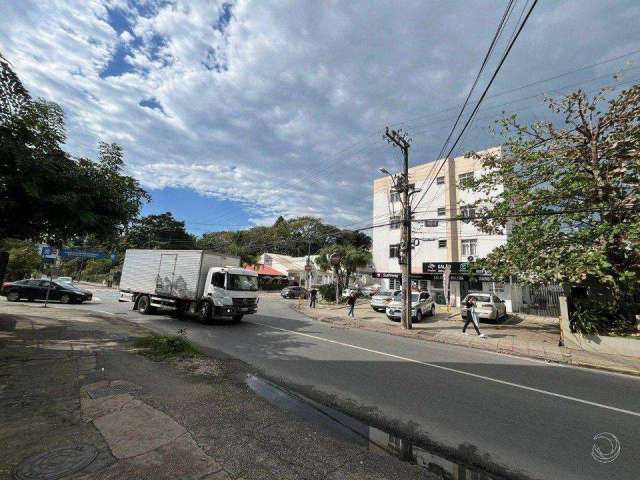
[291,304,640,377]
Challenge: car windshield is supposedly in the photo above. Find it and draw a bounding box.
[56,277,72,283]
[228,274,258,291]
[375,290,392,296]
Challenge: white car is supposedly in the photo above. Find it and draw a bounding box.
[370,289,400,312]
[386,291,436,322]
[461,292,507,321]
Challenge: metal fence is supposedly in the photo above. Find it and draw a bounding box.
[511,283,563,317]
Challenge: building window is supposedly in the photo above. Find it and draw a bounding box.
[437,207,446,216]
[389,244,401,258]
[389,278,400,290]
[424,219,439,227]
[461,239,478,256]
[458,171,474,187]
[389,214,402,230]
[460,205,476,223]
[438,239,447,248]
[436,176,445,185]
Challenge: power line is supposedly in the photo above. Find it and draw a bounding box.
[412,0,539,214]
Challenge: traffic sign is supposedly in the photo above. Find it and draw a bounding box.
[59,249,111,260]
[329,253,341,266]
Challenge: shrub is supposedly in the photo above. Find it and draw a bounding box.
[318,283,338,302]
[134,335,201,359]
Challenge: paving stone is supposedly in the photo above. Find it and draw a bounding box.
[92,398,186,458]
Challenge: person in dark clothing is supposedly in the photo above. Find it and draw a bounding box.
[346,291,357,318]
[309,288,317,308]
[462,296,486,337]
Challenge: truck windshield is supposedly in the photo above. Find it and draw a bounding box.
[228,274,258,291]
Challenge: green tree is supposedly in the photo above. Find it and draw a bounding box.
[125,212,195,250]
[315,244,372,289]
[0,52,148,243]
[465,83,640,332]
[1,239,41,280]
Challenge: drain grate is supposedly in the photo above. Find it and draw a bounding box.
[86,383,141,399]
[13,444,98,480]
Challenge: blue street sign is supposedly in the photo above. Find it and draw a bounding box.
[59,249,111,260]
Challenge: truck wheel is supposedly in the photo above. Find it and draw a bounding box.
[231,314,243,323]
[198,301,212,324]
[138,295,155,315]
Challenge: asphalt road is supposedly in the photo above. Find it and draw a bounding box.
[10,287,640,480]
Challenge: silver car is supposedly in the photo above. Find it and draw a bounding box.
[386,291,436,322]
[461,292,507,321]
[370,289,400,312]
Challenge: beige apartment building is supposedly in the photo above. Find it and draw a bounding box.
[371,147,516,310]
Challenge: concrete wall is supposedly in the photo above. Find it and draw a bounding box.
[559,297,640,358]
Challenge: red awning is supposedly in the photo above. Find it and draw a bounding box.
[245,264,286,277]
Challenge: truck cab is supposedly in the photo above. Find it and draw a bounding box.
[205,266,259,319]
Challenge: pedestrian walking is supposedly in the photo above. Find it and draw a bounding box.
[462,296,486,337]
[346,291,357,318]
[309,288,317,308]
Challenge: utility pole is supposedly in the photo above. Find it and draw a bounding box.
[384,127,413,330]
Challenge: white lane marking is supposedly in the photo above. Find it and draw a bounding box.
[91,309,118,316]
[253,321,640,418]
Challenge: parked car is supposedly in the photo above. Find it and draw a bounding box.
[370,289,400,312]
[386,291,436,322]
[280,286,308,299]
[359,286,378,297]
[461,293,507,321]
[1,279,93,304]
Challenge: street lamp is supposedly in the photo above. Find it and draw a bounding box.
[379,167,392,176]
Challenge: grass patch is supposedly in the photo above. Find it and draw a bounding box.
[134,335,201,359]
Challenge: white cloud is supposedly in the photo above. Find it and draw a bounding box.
[1,0,638,230]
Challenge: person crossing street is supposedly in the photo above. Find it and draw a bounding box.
[346,291,357,318]
[462,295,486,337]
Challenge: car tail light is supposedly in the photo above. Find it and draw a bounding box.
[2,282,11,288]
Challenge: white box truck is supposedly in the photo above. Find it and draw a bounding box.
[119,249,259,323]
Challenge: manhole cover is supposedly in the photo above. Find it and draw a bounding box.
[13,444,98,480]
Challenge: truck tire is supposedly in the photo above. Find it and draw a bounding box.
[231,314,243,323]
[138,295,155,315]
[198,301,212,324]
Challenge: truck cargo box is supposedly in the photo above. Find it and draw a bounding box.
[119,249,241,301]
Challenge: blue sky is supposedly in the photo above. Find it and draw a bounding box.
[1,0,639,234]
[141,187,251,234]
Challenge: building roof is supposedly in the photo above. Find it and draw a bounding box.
[245,263,287,277]
[259,253,320,273]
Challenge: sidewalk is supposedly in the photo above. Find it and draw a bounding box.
[0,303,436,480]
[293,300,640,376]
